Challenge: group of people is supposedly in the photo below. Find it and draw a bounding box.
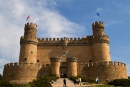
[74,78,81,85]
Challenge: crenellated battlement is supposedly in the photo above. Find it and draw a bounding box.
[77,61,126,67]
[66,57,78,62]
[37,37,83,42]
[20,36,38,45]
[36,35,110,46]
[92,35,110,44]
[20,36,38,41]
[25,23,37,29]
[4,62,51,68]
[92,21,104,28]
[50,57,61,62]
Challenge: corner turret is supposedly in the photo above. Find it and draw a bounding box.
[19,23,38,63]
[50,57,61,77]
[92,21,105,36]
[92,21,111,62]
[24,23,37,39]
[66,57,77,77]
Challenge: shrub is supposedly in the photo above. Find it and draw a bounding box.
[108,79,130,86]
[0,80,19,87]
[31,74,58,87]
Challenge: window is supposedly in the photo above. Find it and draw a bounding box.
[31,51,33,54]
[37,60,39,62]
[89,60,92,62]
[25,58,27,61]
[63,53,66,56]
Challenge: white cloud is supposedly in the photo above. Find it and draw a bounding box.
[96,8,103,12]
[0,0,86,75]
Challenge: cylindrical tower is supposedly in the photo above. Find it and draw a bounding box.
[50,57,61,77]
[19,23,38,63]
[66,57,77,77]
[92,21,111,62]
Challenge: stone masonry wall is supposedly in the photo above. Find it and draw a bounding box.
[92,43,110,62]
[37,45,92,64]
[78,61,128,83]
[3,62,51,84]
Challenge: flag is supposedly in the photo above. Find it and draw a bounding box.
[83,36,87,38]
[26,15,30,21]
[96,13,100,17]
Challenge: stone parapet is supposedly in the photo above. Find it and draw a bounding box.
[20,36,38,45]
[77,61,128,83]
[92,21,104,29]
[50,57,61,62]
[92,35,109,44]
[66,57,78,62]
[3,62,51,84]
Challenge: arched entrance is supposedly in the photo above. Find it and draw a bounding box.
[60,66,67,78]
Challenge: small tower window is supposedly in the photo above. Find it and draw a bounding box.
[31,51,33,54]
[37,60,39,62]
[63,53,67,56]
[89,60,92,62]
[25,58,27,61]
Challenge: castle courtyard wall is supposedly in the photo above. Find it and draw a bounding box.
[37,44,93,64]
[78,61,128,83]
[3,62,51,84]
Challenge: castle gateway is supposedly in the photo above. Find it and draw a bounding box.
[3,21,128,84]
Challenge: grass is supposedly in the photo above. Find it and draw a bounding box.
[80,84,126,87]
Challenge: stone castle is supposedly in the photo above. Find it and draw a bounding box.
[3,21,128,84]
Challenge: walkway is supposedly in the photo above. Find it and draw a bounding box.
[52,78,74,87]
[51,78,98,87]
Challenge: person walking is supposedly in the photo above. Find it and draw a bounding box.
[63,78,66,87]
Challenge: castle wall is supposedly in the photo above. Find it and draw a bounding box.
[78,61,128,83]
[67,46,92,63]
[92,43,110,62]
[37,43,92,64]
[37,46,63,64]
[3,62,51,84]
[19,43,37,63]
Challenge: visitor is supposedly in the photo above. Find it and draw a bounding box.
[78,78,81,86]
[96,77,99,83]
[63,78,66,87]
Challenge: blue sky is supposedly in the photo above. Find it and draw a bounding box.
[0,0,130,76]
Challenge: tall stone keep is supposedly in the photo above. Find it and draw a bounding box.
[92,21,110,62]
[66,57,77,77]
[19,23,38,63]
[50,57,61,77]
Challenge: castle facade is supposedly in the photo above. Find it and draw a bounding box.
[2,21,128,84]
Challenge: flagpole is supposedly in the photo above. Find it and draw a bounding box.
[28,18,29,23]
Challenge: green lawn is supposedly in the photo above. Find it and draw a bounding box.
[80,84,126,87]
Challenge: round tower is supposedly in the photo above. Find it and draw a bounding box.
[66,57,77,77]
[92,21,111,62]
[50,57,61,77]
[19,23,38,63]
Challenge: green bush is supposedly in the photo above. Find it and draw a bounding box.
[30,74,58,87]
[0,80,19,87]
[108,79,130,86]
[31,80,52,87]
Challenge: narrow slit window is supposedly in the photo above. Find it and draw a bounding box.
[25,58,27,61]
[89,60,92,62]
[31,51,33,54]
[37,60,39,62]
